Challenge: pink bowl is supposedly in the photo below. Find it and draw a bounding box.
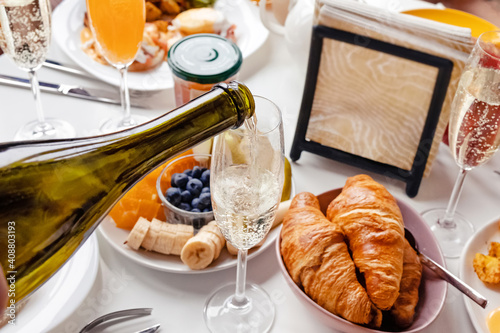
[276,189,447,333]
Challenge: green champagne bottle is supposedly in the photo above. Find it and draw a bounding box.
[0,82,255,303]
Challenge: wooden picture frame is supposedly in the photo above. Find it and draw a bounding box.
[290,25,454,197]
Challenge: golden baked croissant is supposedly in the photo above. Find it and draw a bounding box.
[281,192,383,327]
[390,239,422,328]
[326,174,405,310]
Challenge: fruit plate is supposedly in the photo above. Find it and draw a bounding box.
[98,215,281,274]
[52,0,269,91]
[460,218,500,333]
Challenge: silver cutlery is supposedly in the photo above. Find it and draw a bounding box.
[0,74,147,108]
[43,59,91,78]
[405,228,488,308]
[79,308,160,333]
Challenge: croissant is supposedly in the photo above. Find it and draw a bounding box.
[326,174,405,310]
[281,192,382,327]
[390,239,422,328]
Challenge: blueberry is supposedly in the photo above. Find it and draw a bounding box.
[200,169,210,186]
[191,208,201,213]
[180,190,192,203]
[186,178,203,197]
[179,202,191,211]
[192,166,202,179]
[191,197,207,210]
[203,208,211,212]
[166,187,181,206]
[201,186,210,194]
[199,192,211,206]
[200,167,208,173]
[170,173,180,187]
[183,168,193,177]
[171,173,189,188]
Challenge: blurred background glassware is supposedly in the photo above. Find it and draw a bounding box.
[167,34,242,107]
[422,30,500,258]
[86,0,148,133]
[0,0,75,140]
[204,96,284,333]
[259,0,314,71]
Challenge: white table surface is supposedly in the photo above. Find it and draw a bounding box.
[1,7,500,333]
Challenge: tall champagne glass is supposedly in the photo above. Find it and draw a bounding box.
[205,96,284,333]
[422,30,500,258]
[86,0,147,133]
[0,0,75,140]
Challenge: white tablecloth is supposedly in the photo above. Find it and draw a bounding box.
[1,10,499,333]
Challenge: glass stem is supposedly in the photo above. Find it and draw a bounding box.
[117,65,134,127]
[233,249,249,306]
[441,168,468,228]
[28,69,53,133]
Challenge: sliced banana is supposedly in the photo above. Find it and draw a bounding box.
[181,238,216,270]
[142,218,163,251]
[171,229,194,255]
[153,222,177,255]
[125,217,150,250]
[180,222,225,269]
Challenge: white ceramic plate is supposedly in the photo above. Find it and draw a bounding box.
[52,0,269,91]
[460,218,500,333]
[98,216,280,274]
[2,235,99,333]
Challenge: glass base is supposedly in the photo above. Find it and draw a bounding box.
[421,208,474,258]
[204,283,275,333]
[14,118,75,140]
[100,114,149,134]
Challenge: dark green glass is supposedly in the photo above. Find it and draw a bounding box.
[0,81,254,302]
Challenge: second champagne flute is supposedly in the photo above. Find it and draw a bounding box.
[422,30,500,258]
[205,96,285,333]
[0,0,75,140]
[86,0,148,133]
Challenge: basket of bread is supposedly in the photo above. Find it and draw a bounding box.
[277,175,447,332]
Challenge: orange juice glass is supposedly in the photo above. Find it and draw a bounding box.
[86,0,145,65]
[86,0,148,133]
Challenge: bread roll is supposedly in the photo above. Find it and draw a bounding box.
[281,192,382,327]
[327,174,405,310]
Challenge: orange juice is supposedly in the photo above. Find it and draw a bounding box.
[86,0,145,65]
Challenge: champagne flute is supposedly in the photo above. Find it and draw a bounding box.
[0,0,75,140]
[205,96,284,333]
[422,30,500,258]
[86,0,148,133]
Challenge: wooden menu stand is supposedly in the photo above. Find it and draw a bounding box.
[290,25,454,198]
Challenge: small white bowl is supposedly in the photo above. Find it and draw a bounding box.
[276,188,447,333]
[156,154,213,229]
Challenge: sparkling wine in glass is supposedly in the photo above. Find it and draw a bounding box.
[0,0,75,140]
[86,0,148,133]
[422,30,500,258]
[205,96,284,333]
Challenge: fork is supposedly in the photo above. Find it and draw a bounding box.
[79,308,160,333]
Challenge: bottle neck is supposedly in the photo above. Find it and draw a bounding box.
[0,82,255,170]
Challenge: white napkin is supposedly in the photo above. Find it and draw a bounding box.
[304,0,475,177]
[318,0,472,61]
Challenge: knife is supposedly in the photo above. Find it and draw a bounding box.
[0,74,146,108]
[43,59,91,78]
[134,324,161,333]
